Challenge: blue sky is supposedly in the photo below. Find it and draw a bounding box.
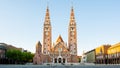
[0,0,120,55]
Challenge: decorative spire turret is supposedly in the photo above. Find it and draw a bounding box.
[36,41,42,54]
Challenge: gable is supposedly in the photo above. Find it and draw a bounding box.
[56,35,64,44]
[54,42,68,52]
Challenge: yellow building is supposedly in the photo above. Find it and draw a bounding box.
[95,45,111,55]
[107,42,120,64]
[95,45,111,64]
[108,42,120,54]
[94,43,120,64]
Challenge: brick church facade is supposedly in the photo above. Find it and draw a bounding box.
[33,6,78,64]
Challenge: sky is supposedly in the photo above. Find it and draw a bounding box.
[0,0,120,56]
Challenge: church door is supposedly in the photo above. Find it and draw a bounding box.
[63,58,65,63]
[55,58,57,63]
[58,58,61,63]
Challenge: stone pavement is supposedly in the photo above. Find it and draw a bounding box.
[0,64,120,68]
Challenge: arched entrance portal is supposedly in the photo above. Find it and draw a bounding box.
[58,58,61,63]
[54,58,67,63]
[63,58,65,63]
[55,58,57,63]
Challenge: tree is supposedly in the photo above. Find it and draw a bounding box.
[6,49,21,60]
[6,49,34,64]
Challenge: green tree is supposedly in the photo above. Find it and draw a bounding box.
[6,49,21,60]
[6,49,34,64]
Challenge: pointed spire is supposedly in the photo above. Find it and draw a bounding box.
[70,6,76,24]
[36,41,42,48]
[36,41,42,53]
[44,6,51,25]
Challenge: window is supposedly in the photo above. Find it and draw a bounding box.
[45,27,49,31]
[74,48,76,50]
[44,48,46,50]
[71,27,74,31]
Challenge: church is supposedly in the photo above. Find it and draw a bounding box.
[33,6,78,64]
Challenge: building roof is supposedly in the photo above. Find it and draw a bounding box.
[85,49,95,54]
[55,35,64,43]
[0,45,6,50]
[0,43,22,51]
[108,42,120,49]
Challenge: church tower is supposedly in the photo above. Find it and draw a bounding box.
[43,6,52,55]
[68,7,77,55]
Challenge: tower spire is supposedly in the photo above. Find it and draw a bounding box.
[70,6,76,24]
[36,41,42,54]
[44,6,50,25]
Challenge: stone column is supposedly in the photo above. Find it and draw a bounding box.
[61,58,63,63]
[53,58,54,63]
[65,58,67,63]
[57,58,58,63]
